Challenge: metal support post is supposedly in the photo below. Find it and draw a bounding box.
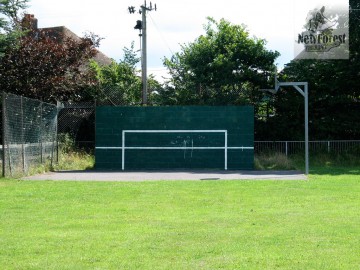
[2,92,6,177]
[277,81,309,175]
[261,76,310,175]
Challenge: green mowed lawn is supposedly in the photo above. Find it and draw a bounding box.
[1,168,359,269]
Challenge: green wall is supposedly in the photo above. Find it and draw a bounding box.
[95,106,254,170]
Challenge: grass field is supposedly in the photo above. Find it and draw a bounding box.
[1,166,359,269]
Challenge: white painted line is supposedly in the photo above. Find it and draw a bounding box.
[225,130,228,170]
[95,130,254,171]
[122,130,125,171]
[123,130,228,133]
[96,147,122,149]
[96,146,254,150]
[122,130,228,171]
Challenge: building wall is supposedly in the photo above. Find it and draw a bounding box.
[95,106,254,170]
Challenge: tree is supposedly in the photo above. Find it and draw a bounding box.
[1,2,104,102]
[161,17,279,106]
[0,0,28,58]
[90,42,162,105]
[0,28,102,102]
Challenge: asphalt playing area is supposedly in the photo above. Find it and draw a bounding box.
[23,170,307,181]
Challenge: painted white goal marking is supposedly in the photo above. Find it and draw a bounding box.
[96,130,254,170]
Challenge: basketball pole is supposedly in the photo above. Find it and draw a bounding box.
[277,81,309,175]
[262,75,309,175]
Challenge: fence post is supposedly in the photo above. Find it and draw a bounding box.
[51,101,62,167]
[285,141,288,156]
[40,101,43,164]
[21,96,25,174]
[327,141,330,153]
[2,92,6,177]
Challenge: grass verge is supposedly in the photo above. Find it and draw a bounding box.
[53,134,95,171]
[52,150,94,171]
[254,153,296,170]
[0,167,359,269]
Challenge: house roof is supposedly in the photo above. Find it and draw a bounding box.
[22,14,113,66]
[41,26,113,66]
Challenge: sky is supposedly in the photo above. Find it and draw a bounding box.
[25,0,348,81]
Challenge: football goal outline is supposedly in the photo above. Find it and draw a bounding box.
[97,130,254,170]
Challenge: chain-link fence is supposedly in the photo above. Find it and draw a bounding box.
[95,85,143,106]
[56,85,144,153]
[57,101,95,151]
[1,93,58,177]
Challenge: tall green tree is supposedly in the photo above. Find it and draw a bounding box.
[90,43,141,105]
[90,42,162,105]
[161,17,279,106]
[0,0,28,58]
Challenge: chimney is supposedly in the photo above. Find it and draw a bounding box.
[22,14,38,30]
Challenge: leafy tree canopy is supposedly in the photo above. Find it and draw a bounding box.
[0,0,28,57]
[0,28,102,102]
[161,17,280,105]
[90,42,162,105]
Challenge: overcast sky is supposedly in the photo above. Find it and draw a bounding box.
[26,0,347,80]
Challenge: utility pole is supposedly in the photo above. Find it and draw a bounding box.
[128,1,157,105]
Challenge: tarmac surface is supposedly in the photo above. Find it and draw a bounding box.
[23,170,307,182]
